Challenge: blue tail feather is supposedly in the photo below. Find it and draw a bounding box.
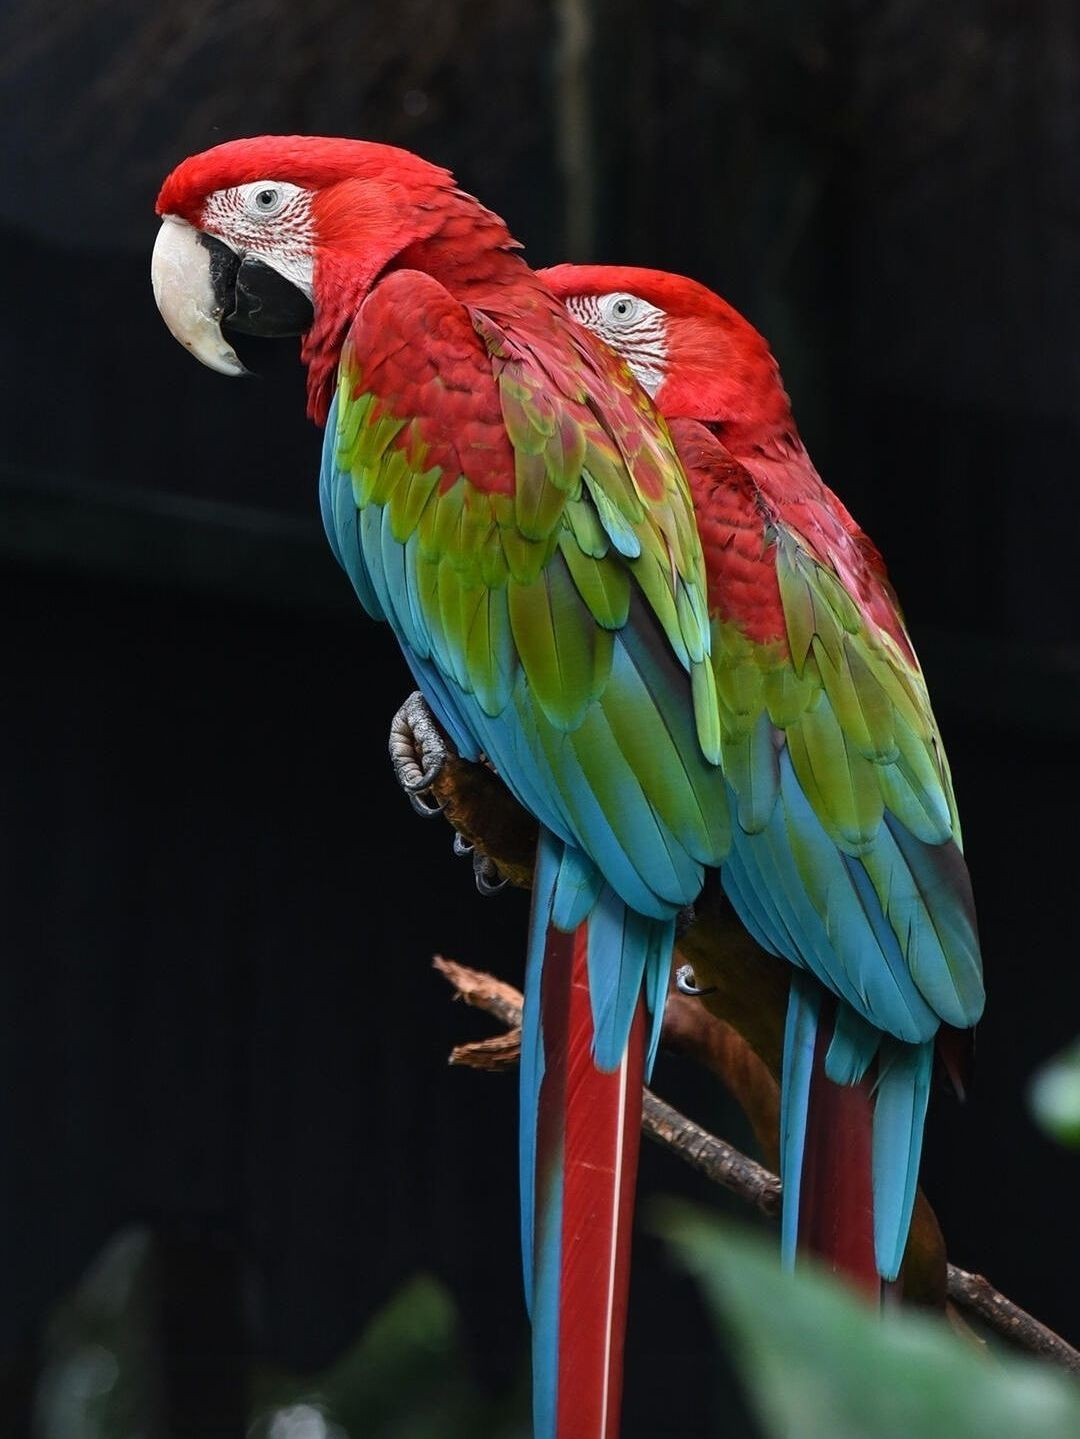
[585,884,674,1071]
[520,829,560,1314]
[872,1038,934,1281]
[781,974,935,1284]
[779,972,821,1270]
[825,1003,879,1086]
[520,832,670,1439]
[551,845,602,930]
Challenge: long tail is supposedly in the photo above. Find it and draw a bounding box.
[521,832,671,1439]
[780,972,934,1292]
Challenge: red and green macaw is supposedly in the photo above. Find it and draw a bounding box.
[151,138,728,1439]
[540,264,985,1293]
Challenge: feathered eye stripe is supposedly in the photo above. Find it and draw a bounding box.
[198,184,317,296]
[563,293,668,395]
[201,185,314,254]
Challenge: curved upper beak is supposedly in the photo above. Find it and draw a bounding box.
[151,216,248,376]
[151,216,316,376]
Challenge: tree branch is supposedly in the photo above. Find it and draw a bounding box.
[433,955,1080,1376]
[944,1268,1080,1374]
[422,752,957,1300]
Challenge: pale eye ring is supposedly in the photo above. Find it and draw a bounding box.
[251,185,283,216]
[603,292,640,325]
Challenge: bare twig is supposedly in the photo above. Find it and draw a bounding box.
[433,956,1080,1376]
[436,955,781,1215]
[945,1268,1080,1375]
[641,1089,781,1218]
[436,956,523,1030]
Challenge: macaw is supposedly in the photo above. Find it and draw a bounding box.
[540,263,985,1294]
[151,138,730,1439]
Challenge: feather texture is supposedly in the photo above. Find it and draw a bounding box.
[524,835,651,1439]
[320,264,726,1436]
[685,408,983,1284]
[539,262,985,1296]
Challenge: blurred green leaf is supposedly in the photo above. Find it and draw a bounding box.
[656,1203,1080,1439]
[36,1225,165,1439]
[251,1275,529,1439]
[1030,1039,1080,1147]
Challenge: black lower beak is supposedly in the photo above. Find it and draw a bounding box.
[198,233,314,341]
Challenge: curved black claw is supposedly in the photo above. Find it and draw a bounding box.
[473,851,510,896]
[450,805,507,892]
[389,691,450,817]
[675,963,716,997]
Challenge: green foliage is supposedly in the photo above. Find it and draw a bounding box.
[250,1275,529,1439]
[656,1202,1080,1439]
[38,1234,529,1439]
[40,1211,1080,1439]
[35,1226,165,1439]
[1030,1038,1080,1147]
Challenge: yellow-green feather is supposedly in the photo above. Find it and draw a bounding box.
[333,319,729,911]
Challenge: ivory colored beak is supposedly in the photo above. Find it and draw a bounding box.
[151,216,247,377]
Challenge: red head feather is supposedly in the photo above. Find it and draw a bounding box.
[540,263,796,445]
[156,135,520,422]
[542,263,915,659]
[155,135,455,223]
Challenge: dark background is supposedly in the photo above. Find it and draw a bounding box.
[2,2,1079,1435]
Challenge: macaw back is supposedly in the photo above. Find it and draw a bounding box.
[541,262,984,1294]
[682,414,981,1279]
[317,245,731,1439]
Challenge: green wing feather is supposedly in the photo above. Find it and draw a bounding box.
[711,512,981,1034]
[714,526,959,853]
[331,272,729,914]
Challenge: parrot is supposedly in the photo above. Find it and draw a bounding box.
[538,263,985,1295]
[150,137,731,1439]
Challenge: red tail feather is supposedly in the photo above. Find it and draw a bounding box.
[798,1021,881,1299]
[538,923,645,1438]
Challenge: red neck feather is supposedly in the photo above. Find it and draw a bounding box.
[302,186,525,424]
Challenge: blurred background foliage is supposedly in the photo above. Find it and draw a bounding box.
[32,1211,1080,1438]
[2,0,1078,1435]
[661,1208,1080,1439]
[1031,1039,1080,1149]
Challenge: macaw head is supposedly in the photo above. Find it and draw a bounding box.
[539,264,795,440]
[152,135,471,414]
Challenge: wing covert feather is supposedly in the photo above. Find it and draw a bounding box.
[666,416,983,1040]
[321,270,729,916]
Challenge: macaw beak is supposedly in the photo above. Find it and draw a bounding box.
[151,215,314,375]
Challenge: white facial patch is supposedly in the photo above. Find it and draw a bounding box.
[200,180,316,297]
[565,291,667,395]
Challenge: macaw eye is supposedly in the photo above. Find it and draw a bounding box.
[247,184,284,216]
[600,293,641,326]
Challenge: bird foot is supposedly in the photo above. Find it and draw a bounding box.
[675,963,716,997]
[388,691,451,816]
[390,694,510,895]
[453,830,510,895]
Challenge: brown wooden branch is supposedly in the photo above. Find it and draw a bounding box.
[436,957,782,1217]
[432,955,1080,1376]
[425,755,947,1304]
[945,1268,1080,1374]
[641,1088,782,1219]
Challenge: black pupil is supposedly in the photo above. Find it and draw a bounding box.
[616,300,630,316]
[257,190,276,208]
